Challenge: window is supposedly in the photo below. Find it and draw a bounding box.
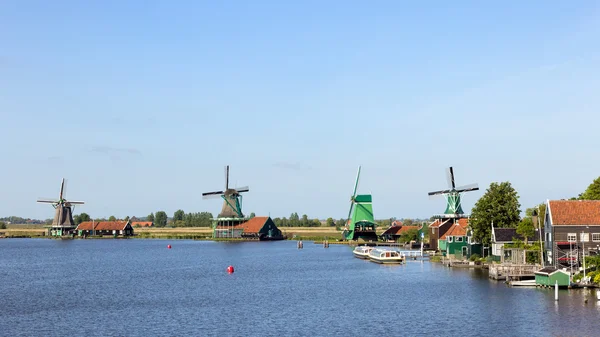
[448,237,453,243]
[580,232,589,242]
[456,236,463,242]
[567,233,576,242]
[593,233,600,242]
[432,228,435,234]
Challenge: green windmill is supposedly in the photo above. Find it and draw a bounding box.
[428,167,479,219]
[342,166,378,241]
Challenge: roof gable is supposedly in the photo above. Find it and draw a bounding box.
[440,219,469,239]
[240,217,270,233]
[548,200,600,226]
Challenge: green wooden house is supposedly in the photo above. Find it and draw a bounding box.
[534,267,571,287]
[438,219,470,257]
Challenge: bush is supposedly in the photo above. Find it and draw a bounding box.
[0,222,6,229]
[594,273,600,285]
[469,254,481,262]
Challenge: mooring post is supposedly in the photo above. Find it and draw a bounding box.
[555,281,559,301]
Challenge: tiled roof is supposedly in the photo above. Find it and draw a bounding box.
[429,219,451,228]
[382,225,420,236]
[440,219,469,239]
[131,221,153,227]
[391,220,403,227]
[240,217,269,233]
[548,200,600,226]
[77,221,130,231]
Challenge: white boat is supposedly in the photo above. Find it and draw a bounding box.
[353,246,374,259]
[368,248,405,264]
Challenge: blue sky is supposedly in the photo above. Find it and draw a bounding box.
[1,1,599,220]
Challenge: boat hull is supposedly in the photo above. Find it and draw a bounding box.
[369,257,404,264]
[353,252,370,259]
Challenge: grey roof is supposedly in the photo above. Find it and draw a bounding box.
[493,227,544,243]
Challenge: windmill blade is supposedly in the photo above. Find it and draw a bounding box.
[203,194,223,200]
[67,201,85,205]
[37,198,58,203]
[235,186,249,193]
[428,193,446,200]
[62,178,69,199]
[225,165,229,191]
[428,189,451,196]
[59,178,66,200]
[202,190,224,196]
[455,183,479,193]
[346,200,355,226]
[446,167,456,189]
[352,166,361,199]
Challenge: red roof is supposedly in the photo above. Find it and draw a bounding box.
[382,225,419,236]
[429,219,452,228]
[548,200,600,226]
[131,221,153,227]
[215,217,271,234]
[440,219,469,240]
[77,221,130,231]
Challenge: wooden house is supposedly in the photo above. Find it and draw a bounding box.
[544,200,600,268]
[381,223,420,242]
[428,219,452,251]
[438,219,470,257]
[213,216,285,240]
[491,226,544,261]
[534,266,571,287]
[77,220,134,237]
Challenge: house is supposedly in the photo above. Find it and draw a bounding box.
[534,266,571,287]
[428,219,453,251]
[491,226,544,261]
[438,218,470,257]
[77,220,134,237]
[381,223,420,242]
[544,200,600,268]
[131,221,153,227]
[213,216,285,240]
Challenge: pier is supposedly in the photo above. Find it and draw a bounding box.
[489,264,539,281]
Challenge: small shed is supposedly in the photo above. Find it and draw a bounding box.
[534,267,570,287]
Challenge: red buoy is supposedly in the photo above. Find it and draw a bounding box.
[167,244,172,249]
[227,265,234,273]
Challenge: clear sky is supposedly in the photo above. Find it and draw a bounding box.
[1,1,599,220]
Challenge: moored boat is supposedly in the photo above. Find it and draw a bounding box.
[353,245,374,259]
[368,248,405,264]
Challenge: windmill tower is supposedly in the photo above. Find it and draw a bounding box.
[342,166,378,241]
[37,178,85,237]
[428,167,479,219]
[202,165,249,238]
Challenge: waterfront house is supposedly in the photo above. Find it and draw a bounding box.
[428,218,452,251]
[438,219,470,257]
[213,216,284,240]
[543,200,600,268]
[77,220,134,237]
[534,266,570,287]
[131,221,153,227]
[380,223,420,242]
[491,227,544,261]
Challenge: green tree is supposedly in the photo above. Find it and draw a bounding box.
[73,213,91,225]
[0,221,6,229]
[470,182,522,246]
[301,214,309,226]
[311,219,321,227]
[517,217,535,245]
[399,228,419,243]
[249,212,256,218]
[173,209,185,222]
[326,217,335,227]
[155,211,167,227]
[579,177,600,200]
[147,213,155,222]
[124,215,130,222]
[403,219,414,226]
[108,215,117,221]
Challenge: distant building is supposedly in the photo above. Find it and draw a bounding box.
[77,220,134,237]
[131,221,153,227]
[544,200,600,268]
[428,219,453,251]
[380,223,420,242]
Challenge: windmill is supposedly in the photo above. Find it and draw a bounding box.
[202,165,249,218]
[342,166,378,241]
[428,166,479,219]
[37,178,85,237]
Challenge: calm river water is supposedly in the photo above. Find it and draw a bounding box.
[1,239,598,336]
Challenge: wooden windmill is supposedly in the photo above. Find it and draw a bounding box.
[202,165,249,218]
[342,166,378,241]
[37,178,85,237]
[428,167,479,219]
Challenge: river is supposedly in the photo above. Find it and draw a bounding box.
[0,239,598,336]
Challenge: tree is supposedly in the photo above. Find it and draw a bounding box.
[326,217,335,227]
[517,217,535,245]
[0,221,6,229]
[173,209,185,222]
[108,215,117,221]
[74,213,91,225]
[147,213,155,222]
[526,203,546,229]
[155,211,168,227]
[311,219,321,227]
[579,177,600,200]
[301,214,309,226]
[124,215,130,222]
[470,182,522,246]
[403,219,414,226]
[249,212,256,218]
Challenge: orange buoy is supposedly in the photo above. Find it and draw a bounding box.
[227,265,234,273]
[167,244,172,249]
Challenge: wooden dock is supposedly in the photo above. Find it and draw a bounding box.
[489,264,539,281]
